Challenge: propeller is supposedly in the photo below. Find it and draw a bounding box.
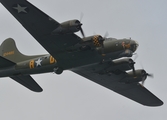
[75,19,85,38]
[147,73,154,78]
[103,32,109,39]
[100,32,108,54]
[80,12,84,22]
[141,70,154,86]
[133,53,138,61]
[94,32,108,44]
[128,53,138,76]
[80,27,85,38]
[98,35,105,44]
[129,59,136,76]
[129,54,154,86]
[79,13,85,38]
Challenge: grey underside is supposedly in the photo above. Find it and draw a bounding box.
[0,0,163,106]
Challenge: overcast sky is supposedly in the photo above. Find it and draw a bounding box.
[0,0,167,120]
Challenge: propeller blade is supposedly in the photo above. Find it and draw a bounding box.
[80,12,84,22]
[129,59,136,76]
[80,27,85,38]
[133,53,138,61]
[130,53,138,76]
[142,79,145,86]
[147,73,154,78]
[132,66,136,76]
[141,72,154,86]
[104,32,109,39]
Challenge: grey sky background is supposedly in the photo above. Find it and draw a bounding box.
[0,0,167,119]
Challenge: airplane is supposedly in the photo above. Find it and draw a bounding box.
[0,0,163,106]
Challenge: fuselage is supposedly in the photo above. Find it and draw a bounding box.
[0,38,138,77]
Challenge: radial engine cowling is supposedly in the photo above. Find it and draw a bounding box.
[52,19,82,34]
[81,35,104,47]
[119,69,148,83]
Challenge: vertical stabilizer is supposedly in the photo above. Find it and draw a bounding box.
[0,38,43,63]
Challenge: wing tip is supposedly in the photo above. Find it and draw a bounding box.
[143,100,164,107]
[34,88,43,92]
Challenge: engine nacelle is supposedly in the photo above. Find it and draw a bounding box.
[96,58,134,74]
[81,35,104,47]
[111,58,134,71]
[119,69,147,83]
[52,19,82,34]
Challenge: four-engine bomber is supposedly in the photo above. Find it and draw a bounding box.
[0,0,163,107]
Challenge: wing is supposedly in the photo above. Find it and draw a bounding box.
[0,0,82,68]
[72,63,163,106]
[10,75,43,92]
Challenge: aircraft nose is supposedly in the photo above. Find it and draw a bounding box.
[135,41,139,48]
[131,40,139,52]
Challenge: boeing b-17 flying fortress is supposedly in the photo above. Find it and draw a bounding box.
[0,0,163,106]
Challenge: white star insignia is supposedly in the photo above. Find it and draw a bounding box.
[13,4,27,13]
[35,58,42,67]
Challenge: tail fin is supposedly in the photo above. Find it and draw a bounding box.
[0,38,43,63]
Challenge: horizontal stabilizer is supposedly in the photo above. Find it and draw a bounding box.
[0,56,15,68]
[11,75,43,92]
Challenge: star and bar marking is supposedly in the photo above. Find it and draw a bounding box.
[13,4,28,13]
[29,56,57,69]
[35,58,42,67]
